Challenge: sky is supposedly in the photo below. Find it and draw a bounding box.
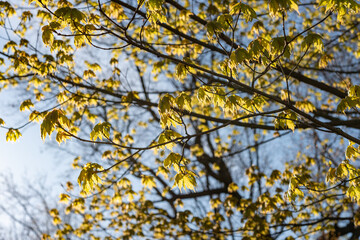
[0,3,65,231]
[0,89,58,181]
[0,5,122,231]
[0,123,49,178]
[0,2,57,183]
[0,88,73,231]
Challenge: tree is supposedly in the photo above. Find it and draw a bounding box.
[0,0,360,239]
[0,174,70,240]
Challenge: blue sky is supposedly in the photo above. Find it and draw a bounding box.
[0,89,54,180]
[0,86,78,184]
[0,89,72,229]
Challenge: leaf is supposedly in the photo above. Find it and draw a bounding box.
[337,98,348,113]
[230,47,249,65]
[197,87,206,102]
[163,152,181,168]
[229,2,242,15]
[348,85,360,97]
[251,21,265,35]
[271,37,286,54]
[295,100,316,113]
[274,111,297,131]
[183,174,197,191]
[74,35,86,48]
[176,93,192,111]
[337,96,360,113]
[346,144,360,160]
[77,163,103,194]
[336,163,348,178]
[70,8,86,22]
[216,14,232,30]
[346,184,356,199]
[49,21,61,30]
[227,182,239,193]
[49,208,59,217]
[121,91,140,103]
[230,3,256,22]
[175,63,187,80]
[156,166,170,179]
[318,53,333,68]
[55,7,85,22]
[147,0,165,11]
[40,109,70,140]
[6,128,21,142]
[158,94,175,117]
[172,171,197,192]
[59,193,71,203]
[118,178,131,188]
[19,99,34,112]
[326,167,336,183]
[268,0,283,17]
[90,122,111,141]
[240,3,257,22]
[206,21,223,38]
[289,0,299,13]
[42,25,54,46]
[55,130,70,144]
[164,156,172,168]
[141,175,156,189]
[287,176,304,202]
[301,33,323,52]
[269,0,300,17]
